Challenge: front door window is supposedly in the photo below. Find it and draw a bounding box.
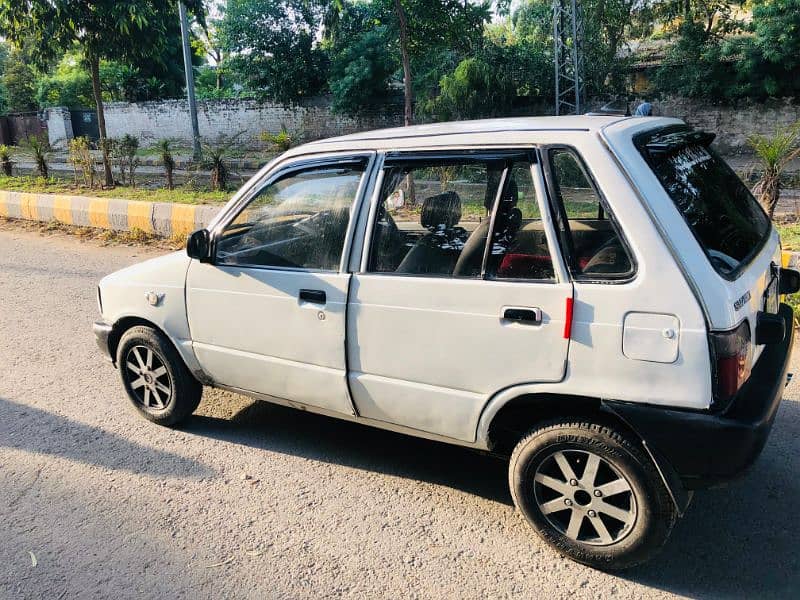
[216,162,366,271]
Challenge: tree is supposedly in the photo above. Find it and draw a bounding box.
[393,0,413,125]
[0,1,205,186]
[218,0,328,104]
[422,56,515,121]
[3,48,37,112]
[330,28,396,115]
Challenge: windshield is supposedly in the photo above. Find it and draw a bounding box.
[637,128,770,278]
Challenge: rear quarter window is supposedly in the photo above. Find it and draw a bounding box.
[636,127,770,279]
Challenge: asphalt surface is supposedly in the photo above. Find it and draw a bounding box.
[1,226,800,599]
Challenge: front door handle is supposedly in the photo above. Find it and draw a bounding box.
[299,289,326,304]
[502,307,542,323]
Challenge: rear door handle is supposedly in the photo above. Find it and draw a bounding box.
[502,307,542,323]
[299,289,326,304]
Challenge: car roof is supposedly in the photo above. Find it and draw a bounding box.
[283,115,681,157]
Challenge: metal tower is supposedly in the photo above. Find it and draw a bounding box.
[553,0,585,115]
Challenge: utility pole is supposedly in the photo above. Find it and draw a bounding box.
[179,1,202,160]
[553,0,585,116]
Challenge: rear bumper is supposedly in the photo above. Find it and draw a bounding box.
[93,320,114,363]
[606,303,794,489]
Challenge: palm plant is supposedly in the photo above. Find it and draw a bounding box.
[23,134,51,179]
[157,139,176,190]
[748,122,800,219]
[202,133,243,192]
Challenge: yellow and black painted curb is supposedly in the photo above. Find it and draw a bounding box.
[0,190,220,237]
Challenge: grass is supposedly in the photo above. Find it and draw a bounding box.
[0,215,187,249]
[0,175,231,205]
[776,221,800,251]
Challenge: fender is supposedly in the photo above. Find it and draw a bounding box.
[475,385,692,516]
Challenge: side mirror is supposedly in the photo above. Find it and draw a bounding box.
[779,268,800,295]
[186,229,212,262]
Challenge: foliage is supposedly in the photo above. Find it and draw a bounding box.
[0,144,13,176]
[259,125,296,151]
[0,0,204,186]
[110,135,141,188]
[219,0,328,104]
[2,48,37,112]
[330,28,396,114]
[21,134,51,179]
[0,174,230,204]
[202,133,243,191]
[748,122,800,219]
[67,136,96,188]
[422,57,515,121]
[157,139,176,191]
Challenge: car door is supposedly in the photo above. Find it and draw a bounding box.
[186,153,374,415]
[346,150,573,442]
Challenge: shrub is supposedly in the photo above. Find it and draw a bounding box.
[0,145,13,177]
[67,136,96,188]
[259,125,295,152]
[110,134,141,188]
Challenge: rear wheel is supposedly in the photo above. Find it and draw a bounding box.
[509,419,676,570]
[116,325,202,426]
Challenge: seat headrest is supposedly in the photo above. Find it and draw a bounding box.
[421,191,461,230]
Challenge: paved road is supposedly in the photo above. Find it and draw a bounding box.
[1,227,799,599]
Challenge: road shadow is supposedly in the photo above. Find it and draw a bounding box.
[0,396,211,478]
[185,397,512,506]
[621,399,800,599]
[186,393,800,597]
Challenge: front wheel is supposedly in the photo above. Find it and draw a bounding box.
[116,325,202,426]
[509,419,677,570]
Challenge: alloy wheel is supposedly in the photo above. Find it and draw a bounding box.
[125,345,173,411]
[533,449,637,546]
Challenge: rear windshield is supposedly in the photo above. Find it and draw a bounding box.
[636,128,770,278]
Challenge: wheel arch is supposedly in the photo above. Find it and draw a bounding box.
[108,316,209,385]
[480,392,639,456]
[479,391,691,515]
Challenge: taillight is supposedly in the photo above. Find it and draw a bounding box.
[710,320,752,409]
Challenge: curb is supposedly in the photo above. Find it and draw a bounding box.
[3,188,800,267]
[0,190,220,238]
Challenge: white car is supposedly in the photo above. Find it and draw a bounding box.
[94,115,798,569]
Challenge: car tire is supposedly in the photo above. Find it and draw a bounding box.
[509,419,676,570]
[116,325,202,426]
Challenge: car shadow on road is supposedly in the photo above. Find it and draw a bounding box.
[620,399,800,598]
[186,393,800,597]
[185,397,513,506]
[0,396,211,478]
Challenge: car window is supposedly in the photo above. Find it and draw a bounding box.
[636,128,769,278]
[216,163,364,270]
[550,149,633,279]
[486,161,555,281]
[368,159,502,278]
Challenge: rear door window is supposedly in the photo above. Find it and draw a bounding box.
[548,148,634,279]
[636,127,769,278]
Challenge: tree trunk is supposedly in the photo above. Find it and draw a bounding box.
[760,169,781,220]
[89,52,114,187]
[393,0,413,127]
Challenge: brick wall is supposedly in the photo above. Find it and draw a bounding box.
[643,97,800,154]
[43,96,800,154]
[98,98,404,147]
